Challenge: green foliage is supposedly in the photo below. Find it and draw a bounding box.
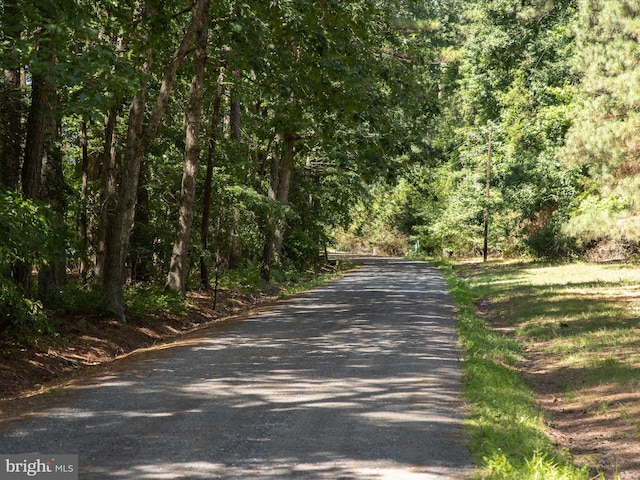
[563,192,640,246]
[282,230,320,270]
[0,280,49,335]
[10,0,640,331]
[378,0,584,259]
[124,284,188,318]
[0,190,69,266]
[336,180,413,256]
[560,0,640,249]
[411,164,485,256]
[219,265,263,294]
[0,190,70,330]
[53,281,103,314]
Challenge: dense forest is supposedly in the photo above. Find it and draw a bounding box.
[1,0,639,329]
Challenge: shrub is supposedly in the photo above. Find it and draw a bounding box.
[0,189,69,331]
[283,230,321,269]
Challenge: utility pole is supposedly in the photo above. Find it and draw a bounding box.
[483,124,492,263]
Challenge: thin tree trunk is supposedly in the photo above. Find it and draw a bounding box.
[130,159,152,282]
[80,120,90,285]
[227,90,244,268]
[230,96,241,143]
[260,152,280,282]
[166,0,210,293]
[200,68,225,289]
[273,133,295,254]
[94,104,120,282]
[101,0,209,318]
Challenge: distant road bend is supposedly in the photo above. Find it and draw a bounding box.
[0,257,473,479]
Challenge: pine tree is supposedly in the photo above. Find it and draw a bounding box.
[563,0,640,244]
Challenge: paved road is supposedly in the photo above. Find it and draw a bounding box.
[0,257,473,479]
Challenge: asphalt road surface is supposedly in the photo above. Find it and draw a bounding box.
[0,257,473,479]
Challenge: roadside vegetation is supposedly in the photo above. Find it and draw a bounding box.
[4,1,640,350]
[3,1,640,475]
[437,258,640,479]
[0,258,357,400]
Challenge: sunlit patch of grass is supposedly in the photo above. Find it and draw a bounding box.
[445,258,640,478]
[586,400,610,416]
[435,261,589,480]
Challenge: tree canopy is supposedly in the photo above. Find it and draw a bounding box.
[1,0,638,328]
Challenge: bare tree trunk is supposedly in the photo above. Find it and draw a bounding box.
[260,152,280,282]
[21,75,49,200]
[95,34,126,281]
[79,120,90,285]
[94,105,120,282]
[166,0,209,293]
[273,133,295,254]
[38,94,67,300]
[200,68,225,290]
[101,86,146,320]
[14,74,52,297]
[100,0,209,319]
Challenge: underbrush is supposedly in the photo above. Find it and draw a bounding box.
[8,259,356,345]
[333,227,410,256]
[1,258,360,399]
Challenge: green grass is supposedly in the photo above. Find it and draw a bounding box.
[463,261,640,388]
[434,260,591,480]
[436,258,640,478]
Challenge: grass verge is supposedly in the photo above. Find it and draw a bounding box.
[435,259,591,480]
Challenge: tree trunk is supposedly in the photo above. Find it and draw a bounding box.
[0,73,23,189]
[260,153,280,282]
[22,75,50,200]
[166,1,209,293]
[94,104,120,282]
[200,68,225,289]
[79,120,90,285]
[220,88,244,269]
[37,93,67,300]
[130,159,152,282]
[14,74,53,297]
[1,2,23,190]
[101,88,146,320]
[230,96,241,143]
[273,134,294,254]
[101,0,209,318]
